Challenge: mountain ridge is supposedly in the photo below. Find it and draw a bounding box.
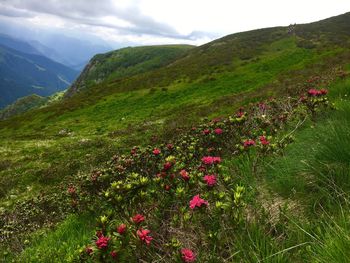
[0,43,78,108]
[65,44,194,97]
[0,34,42,55]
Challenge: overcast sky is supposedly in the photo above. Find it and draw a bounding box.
[0,0,350,46]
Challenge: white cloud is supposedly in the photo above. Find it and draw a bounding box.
[0,0,349,46]
[139,0,350,34]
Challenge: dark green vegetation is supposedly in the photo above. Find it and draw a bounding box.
[0,44,78,108]
[0,94,47,120]
[0,91,65,120]
[0,12,350,262]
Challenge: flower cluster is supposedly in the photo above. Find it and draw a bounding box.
[137,228,153,245]
[117,224,127,235]
[203,175,217,187]
[153,148,161,155]
[180,169,190,181]
[81,212,154,260]
[243,139,255,148]
[189,194,209,209]
[95,235,110,250]
[132,214,145,224]
[201,156,221,165]
[181,248,196,262]
[259,136,270,145]
[214,128,223,135]
[76,81,332,262]
[308,88,328,97]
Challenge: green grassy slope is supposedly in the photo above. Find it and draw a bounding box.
[0,94,47,120]
[0,91,66,120]
[65,45,194,96]
[14,72,350,263]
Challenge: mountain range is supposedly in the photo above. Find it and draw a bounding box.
[0,38,78,109]
[0,23,118,109]
[0,21,114,69]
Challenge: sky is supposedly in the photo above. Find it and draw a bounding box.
[0,0,350,47]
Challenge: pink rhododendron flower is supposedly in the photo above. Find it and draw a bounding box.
[258,102,267,111]
[117,224,127,235]
[214,128,223,135]
[132,214,145,224]
[110,250,118,258]
[243,139,255,147]
[163,161,173,171]
[153,148,161,155]
[67,185,76,195]
[201,156,212,165]
[95,235,110,250]
[190,194,209,209]
[203,129,211,135]
[203,175,217,187]
[308,88,328,97]
[167,143,174,150]
[236,107,245,117]
[259,136,270,145]
[180,169,190,181]
[137,228,153,245]
[308,89,319,96]
[181,248,196,262]
[213,157,221,163]
[201,156,221,165]
[320,88,328,95]
[236,111,244,118]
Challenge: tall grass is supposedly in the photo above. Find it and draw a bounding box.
[17,213,95,263]
[310,208,350,263]
[267,97,350,204]
[262,80,350,262]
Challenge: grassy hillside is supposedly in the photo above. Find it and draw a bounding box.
[11,72,350,262]
[66,45,194,96]
[0,12,350,262]
[0,94,47,120]
[0,91,66,120]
